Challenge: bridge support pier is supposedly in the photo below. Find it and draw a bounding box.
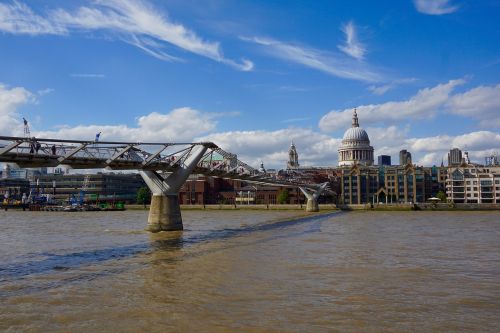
[299,183,328,212]
[305,198,319,212]
[147,194,183,232]
[140,145,208,232]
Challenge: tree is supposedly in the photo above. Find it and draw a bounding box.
[136,187,151,208]
[436,190,447,202]
[277,188,289,204]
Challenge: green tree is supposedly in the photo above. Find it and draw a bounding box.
[136,187,151,208]
[436,190,447,202]
[277,188,289,204]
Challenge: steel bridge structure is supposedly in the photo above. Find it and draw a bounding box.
[0,136,329,231]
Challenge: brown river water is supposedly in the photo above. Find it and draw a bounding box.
[0,210,499,332]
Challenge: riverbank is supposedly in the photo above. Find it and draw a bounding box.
[127,203,339,211]
[127,203,500,211]
[339,203,500,211]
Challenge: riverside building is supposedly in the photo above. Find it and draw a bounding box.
[446,166,500,204]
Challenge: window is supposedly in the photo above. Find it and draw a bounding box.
[452,170,463,180]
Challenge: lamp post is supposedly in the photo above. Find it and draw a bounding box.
[250,186,258,205]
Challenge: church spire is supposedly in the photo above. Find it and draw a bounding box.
[352,108,359,128]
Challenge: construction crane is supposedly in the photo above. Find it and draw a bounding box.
[79,174,90,205]
[23,117,30,138]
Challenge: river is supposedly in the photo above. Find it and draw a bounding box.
[1,210,499,332]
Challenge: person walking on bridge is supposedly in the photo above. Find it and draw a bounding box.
[95,132,101,142]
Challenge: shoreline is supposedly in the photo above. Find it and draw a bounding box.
[126,203,500,212]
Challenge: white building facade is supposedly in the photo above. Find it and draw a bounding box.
[446,166,500,203]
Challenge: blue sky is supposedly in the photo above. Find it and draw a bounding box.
[0,0,499,168]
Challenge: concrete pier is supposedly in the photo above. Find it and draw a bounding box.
[305,198,319,212]
[300,182,328,213]
[146,194,183,232]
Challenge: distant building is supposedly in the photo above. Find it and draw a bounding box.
[287,142,300,169]
[35,173,146,203]
[258,161,266,173]
[485,153,499,166]
[446,166,500,204]
[338,109,374,166]
[448,148,463,167]
[399,150,412,165]
[377,155,391,166]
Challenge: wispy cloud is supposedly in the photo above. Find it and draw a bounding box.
[0,0,252,71]
[281,117,310,123]
[337,21,366,60]
[368,78,417,95]
[37,88,54,96]
[368,84,393,95]
[70,73,106,79]
[413,0,459,15]
[278,86,312,92]
[0,1,66,35]
[242,36,383,82]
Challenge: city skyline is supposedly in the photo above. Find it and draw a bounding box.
[0,0,499,168]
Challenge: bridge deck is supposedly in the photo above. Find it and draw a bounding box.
[0,136,321,189]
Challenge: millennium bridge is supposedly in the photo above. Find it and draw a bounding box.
[0,136,329,232]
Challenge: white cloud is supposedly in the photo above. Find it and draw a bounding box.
[0,0,252,71]
[407,131,500,165]
[366,125,411,154]
[197,128,342,168]
[34,107,217,143]
[413,0,459,15]
[337,21,366,60]
[242,36,382,82]
[0,83,34,136]
[2,86,498,168]
[196,125,499,168]
[446,84,500,128]
[0,1,66,35]
[320,79,465,131]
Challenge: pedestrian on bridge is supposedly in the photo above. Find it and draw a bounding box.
[95,132,101,142]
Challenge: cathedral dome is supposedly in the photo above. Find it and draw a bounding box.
[342,127,369,142]
[337,109,374,166]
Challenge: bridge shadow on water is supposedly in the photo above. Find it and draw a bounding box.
[0,212,342,296]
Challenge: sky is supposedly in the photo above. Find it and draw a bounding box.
[0,0,499,169]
